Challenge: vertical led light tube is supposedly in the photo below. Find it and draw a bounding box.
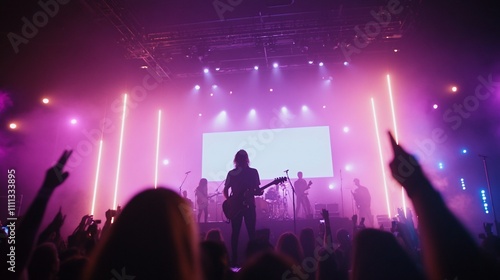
[113,94,128,210]
[371,97,392,218]
[90,140,103,216]
[154,110,162,189]
[387,74,407,216]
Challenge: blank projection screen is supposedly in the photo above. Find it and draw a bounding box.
[202,126,334,181]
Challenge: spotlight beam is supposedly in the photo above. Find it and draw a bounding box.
[387,74,407,216]
[154,110,162,189]
[371,97,392,217]
[91,140,104,216]
[113,94,127,210]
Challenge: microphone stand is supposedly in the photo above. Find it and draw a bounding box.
[214,180,225,222]
[479,155,499,235]
[340,169,344,218]
[285,170,297,234]
[179,172,190,195]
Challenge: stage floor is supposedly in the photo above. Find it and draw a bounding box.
[197,217,353,263]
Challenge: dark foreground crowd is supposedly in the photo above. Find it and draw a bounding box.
[1,133,500,280]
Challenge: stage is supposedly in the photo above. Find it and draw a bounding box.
[197,216,353,262]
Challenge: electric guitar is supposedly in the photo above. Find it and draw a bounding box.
[196,192,221,209]
[301,180,313,196]
[222,177,287,220]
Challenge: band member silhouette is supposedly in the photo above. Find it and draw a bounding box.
[182,190,194,209]
[223,149,262,265]
[352,178,373,227]
[295,171,312,218]
[195,178,209,223]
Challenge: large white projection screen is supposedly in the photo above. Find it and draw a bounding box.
[202,126,334,181]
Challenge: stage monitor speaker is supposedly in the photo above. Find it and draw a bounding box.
[314,203,339,218]
[376,214,392,229]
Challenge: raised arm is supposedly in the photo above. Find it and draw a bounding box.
[321,209,333,248]
[387,131,499,280]
[16,150,72,277]
[37,207,66,246]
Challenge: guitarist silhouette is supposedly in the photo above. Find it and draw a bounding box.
[195,178,209,223]
[223,149,262,266]
[295,171,313,219]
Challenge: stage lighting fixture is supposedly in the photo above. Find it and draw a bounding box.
[215,67,221,71]
[229,91,233,95]
[328,184,334,190]
[163,159,169,165]
[254,66,259,70]
[194,85,201,90]
[462,149,467,154]
[452,86,458,92]
[70,119,77,125]
[203,68,209,74]
[433,104,438,109]
[281,106,287,113]
[273,63,279,68]
[269,88,273,92]
[481,190,489,214]
[343,126,349,133]
[308,60,313,65]
[198,113,202,117]
[460,178,466,190]
[343,61,349,66]
[215,110,228,124]
[212,84,218,89]
[9,123,17,129]
[394,49,399,53]
[322,105,326,109]
[438,162,444,169]
[319,62,324,67]
[345,164,352,171]
[250,109,256,115]
[42,98,49,104]
[301,105,308,112]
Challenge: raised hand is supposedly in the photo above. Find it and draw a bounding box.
[387,131,426,196]
[77,214,92,231]
[51,208,66,230]
[351,214,358,225]
[321,209,332,230]
[321,209,329,221]
[321,209,333,246]
[358,217,366,230]
[42,150,73,190]
[105,209,118,220]
[397,208,407,223]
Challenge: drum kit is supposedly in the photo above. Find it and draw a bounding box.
[197,181,292,222]
[256,181,291,220]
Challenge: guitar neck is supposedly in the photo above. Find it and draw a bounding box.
[235,177,286,197]
[259,182,275,192]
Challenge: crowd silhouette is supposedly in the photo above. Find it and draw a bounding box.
[1,132,500,280]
